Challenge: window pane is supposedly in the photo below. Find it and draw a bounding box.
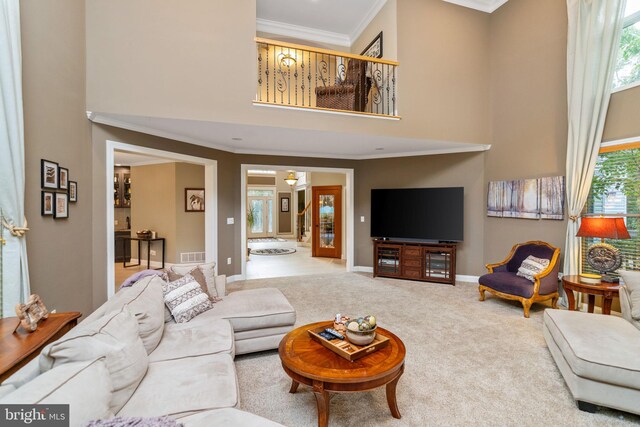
[626,0,640,18]
[583,147,640,274]
[613,20,640,89]
[248,189,274,197]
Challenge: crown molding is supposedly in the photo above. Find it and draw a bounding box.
[349,0,388,44]
[256,18,351,47]
[442,0,509,13]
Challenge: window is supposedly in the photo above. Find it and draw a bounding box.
[582,143,640,274]
[613,0,640,90]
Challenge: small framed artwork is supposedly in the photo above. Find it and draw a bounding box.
[54,193,69,219]
[69,181,77,202]
[41,192,54,216]
[59,167,69,190]
[360,31,383,58]
[185,188,205,212]
[281,196,290,213]
[41,159,59,189]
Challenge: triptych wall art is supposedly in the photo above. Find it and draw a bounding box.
[41,159,77,219]
[487,176,565,220]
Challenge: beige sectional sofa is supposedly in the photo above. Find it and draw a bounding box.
[543,284,640,415]
[0,274,295,426]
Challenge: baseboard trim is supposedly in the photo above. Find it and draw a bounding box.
[227,274,245,283]
[456,275,480,284]
[353,266,374,273]
[127,259,173,269]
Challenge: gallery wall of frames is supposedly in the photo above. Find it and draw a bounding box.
[40,159,77,219]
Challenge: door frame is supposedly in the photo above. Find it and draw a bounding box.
[105,140,218,298]
[247,185,277,238]
[312,185,342,258]
[240,164,354,280]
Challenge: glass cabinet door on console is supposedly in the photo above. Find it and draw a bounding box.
[424,248,453,282]
[376,245,401,276]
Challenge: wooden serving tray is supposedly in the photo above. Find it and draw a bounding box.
[307,325,390,361]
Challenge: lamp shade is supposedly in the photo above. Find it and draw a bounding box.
[576,217,630,239]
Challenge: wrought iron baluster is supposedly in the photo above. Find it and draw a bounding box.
[294,48,298,106]
[386,64,390,116]
[265,45,270,103]
[301,51,305,106]
[392,65,396,116]
[308,51,311,106]
[257,46,263,102]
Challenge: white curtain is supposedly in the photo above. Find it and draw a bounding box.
[0,0,29,318]
[563,0,626,303]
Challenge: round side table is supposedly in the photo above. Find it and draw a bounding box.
[562,275,620,315]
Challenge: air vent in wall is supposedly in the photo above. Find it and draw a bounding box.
[180,252,206,264]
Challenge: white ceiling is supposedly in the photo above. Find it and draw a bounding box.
[113,150,174,167]
[91,113,490,160]
[256,0,510,48]
[442,0,509,13]
[256,0,387,47]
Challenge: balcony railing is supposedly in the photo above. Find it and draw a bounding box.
[254,37,400,118]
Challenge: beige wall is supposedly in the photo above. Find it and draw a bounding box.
[351,0,397,60]
[129,162,204,265]
[21,0,93,316]
[85,0,491,145]
[175,162,206,260]
[604,85,640,141]
[354,152,486,275]
[130,163,177,263]
[485,0,569,265]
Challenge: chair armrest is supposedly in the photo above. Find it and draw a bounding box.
[486,262,508,273]
[533,250,561,295]
[213,275,227,297]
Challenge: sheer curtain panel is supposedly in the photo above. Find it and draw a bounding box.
[0,0,30,318]
[563,0,626,305]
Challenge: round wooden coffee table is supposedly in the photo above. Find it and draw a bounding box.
[278,321,406,427]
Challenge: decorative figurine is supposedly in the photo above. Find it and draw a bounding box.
[15,294,49,333]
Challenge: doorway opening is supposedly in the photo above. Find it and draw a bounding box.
[241,165,354,280]
[105,141,217,298]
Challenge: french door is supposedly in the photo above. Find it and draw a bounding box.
[312,185,342,258]
[247,188,275,238]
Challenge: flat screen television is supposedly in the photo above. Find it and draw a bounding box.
[370,187,464,242]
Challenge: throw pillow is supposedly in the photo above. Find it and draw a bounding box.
[516,255,550,282]
[167,267,210,298]
[169,262,218,297]
[163,274,214,323]
[620,270,640,320]
[39,308,149,414]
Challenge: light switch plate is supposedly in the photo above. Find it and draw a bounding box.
[227,257,232,265]
[227,218,234,225]
[360,216,365,222]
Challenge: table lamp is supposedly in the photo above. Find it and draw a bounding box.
[576,216,630,283]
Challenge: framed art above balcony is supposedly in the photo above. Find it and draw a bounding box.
[360,31,383,59]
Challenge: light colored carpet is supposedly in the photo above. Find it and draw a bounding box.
[229,273,639,426]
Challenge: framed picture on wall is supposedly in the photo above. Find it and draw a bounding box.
[41,192,54,216]
[185,188,205,212]
[54,192,68,219]
[360,31,383,58]
[69,181,77,202]
[281,196,290,213]
[59,167,69,190]
[41,159,59,189]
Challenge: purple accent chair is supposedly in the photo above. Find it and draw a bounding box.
[478,241,560,318]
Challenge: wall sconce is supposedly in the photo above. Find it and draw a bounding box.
[278,53,296,68]
[284,171,298,187]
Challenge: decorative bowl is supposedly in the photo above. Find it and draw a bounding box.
[136,230,152,239]
[345,325,377,346]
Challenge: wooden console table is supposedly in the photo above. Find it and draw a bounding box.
[0,311,81,382]
[373,239,456,285]
[562,275,619,315]
[123,237,165,270]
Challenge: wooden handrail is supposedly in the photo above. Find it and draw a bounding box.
[255,37,400,67]
[298,201,312,217]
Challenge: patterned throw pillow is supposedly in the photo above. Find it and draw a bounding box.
[162,274,214,323]
[516,255,550,282]
[167,267,209,297]
[168,262,218,297]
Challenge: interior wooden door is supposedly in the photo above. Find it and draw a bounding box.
[312,185,342,258]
